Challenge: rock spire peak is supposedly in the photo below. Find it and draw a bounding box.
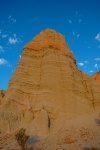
[24,28,75,61]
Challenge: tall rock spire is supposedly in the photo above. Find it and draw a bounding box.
[24,29,75,61]
[0,29,100,150]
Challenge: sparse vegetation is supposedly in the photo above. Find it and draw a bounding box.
[15,128,29,150]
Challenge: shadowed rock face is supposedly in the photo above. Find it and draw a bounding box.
[0,29,100,150]
[0,90,6,105]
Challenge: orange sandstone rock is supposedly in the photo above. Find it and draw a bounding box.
[0,29,100,150]
[92,71,100,81]
[24,29,75,61]
[0,90,5,105]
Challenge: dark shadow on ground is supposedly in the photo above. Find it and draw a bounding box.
[83,148,91,150]
[94,118,100,126]
[27,135,39,149]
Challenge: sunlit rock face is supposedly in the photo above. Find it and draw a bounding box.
[92,71,100,81]
[0,29,100,150]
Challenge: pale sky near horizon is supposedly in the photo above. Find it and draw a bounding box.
[0,0,100,89]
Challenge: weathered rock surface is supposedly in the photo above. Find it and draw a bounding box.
[0,90,6,105]
[92,71,100,81]
[0,29,100,150]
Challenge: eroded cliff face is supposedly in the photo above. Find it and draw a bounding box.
[0,29,100,150]
[92,72,100,81]
[0,90,6,105]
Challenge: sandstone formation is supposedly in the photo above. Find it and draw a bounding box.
[0,90,5,105]
[92,71,100,81]
[0,29,100,150]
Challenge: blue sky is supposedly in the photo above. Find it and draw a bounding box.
[0,0,100,90]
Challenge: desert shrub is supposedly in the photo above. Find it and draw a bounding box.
[15,128,29,150]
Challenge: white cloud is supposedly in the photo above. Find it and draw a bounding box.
[84,61,88,64]
[77,34,80,38]
[95,33,100,42]
[0,45,4,52]
[72,32,80,38]
[19,55,21,58]
[94,64,98,68]
[8,34,18,44]
[68,20,72,24]
[95,58,100,61]
[78,62,84,66]
[8,15,16,23]
[7,64,12,67]
[0,58,11,67]
[75,11,78,17]
[90,70,94,73]
[79,19,82,23]
[88,46,91,49]
[0,58,8,65]
[73,31,75,36]
[2,34,8,38]
[78,61,88,67]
